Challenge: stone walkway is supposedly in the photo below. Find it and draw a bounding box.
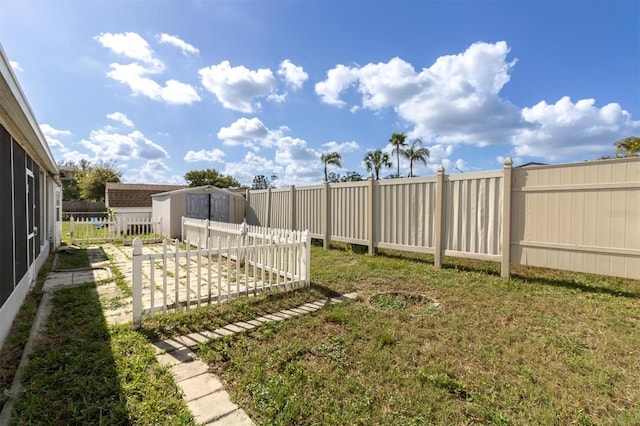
[4,244,359,426]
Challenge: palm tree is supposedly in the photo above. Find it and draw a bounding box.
[389,132,408,178]
[402,139,430,177]
[364,149,392,180]
[321,152,342,182]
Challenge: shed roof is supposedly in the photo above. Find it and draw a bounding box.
[151,185,246,198]
[106,182,187,208]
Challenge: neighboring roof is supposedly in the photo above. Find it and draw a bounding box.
[152,185,246,198]
[516,162,548,168]
[0,43,58,177]
[106,183,187,208]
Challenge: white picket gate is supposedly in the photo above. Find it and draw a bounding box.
[132,220,310,327]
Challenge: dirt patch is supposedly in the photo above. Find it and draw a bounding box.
[368,291,442,316]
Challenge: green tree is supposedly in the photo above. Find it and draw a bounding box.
[389,132,408,178]
[78,162,122,201]
[321,152,342,182]
[184,169,241,188]
[364,149,392,180]
[614,136,640,157]
[340,171,364,182]
[402,139,430,177]
[251,175,274,189]
[327,172,341,183]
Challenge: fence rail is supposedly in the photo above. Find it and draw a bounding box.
[70,215,162,245]
[132,219,310,327]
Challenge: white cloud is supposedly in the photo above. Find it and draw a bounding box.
[158,33,199,56]
[316,42,521,146]
[223,152,283,186]
[513,96,640,160]
[95,32,163,70]
[107,63,201,104]
[124,159,185,184]
[96,32,200,105]
[106,112,134,127]
[40,123,71,149]
[217,121,328,186]
[321,140,360,153]
[217,117,282,150]
[79,129,168,161]
[199,61,277,113]
[275,136,323,185]
[9,61,23,72]
[184,148,226,163]
[278,60,308,90]
[315,64,359,107]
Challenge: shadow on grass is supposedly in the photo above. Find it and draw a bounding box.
[86,246,109,263]
[373,247,503,277]
[139,283,344,342]
[12,282,194,424]
[12,283,130,424]
[511,273,640,299]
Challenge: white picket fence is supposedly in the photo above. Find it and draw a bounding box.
[69,215,162,245]
[132,219,310,327]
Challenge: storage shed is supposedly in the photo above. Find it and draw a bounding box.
[152,185,246,239]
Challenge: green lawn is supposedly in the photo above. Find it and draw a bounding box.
[194,246,640,425]
[4,244,640,425]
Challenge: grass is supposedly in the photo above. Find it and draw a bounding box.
[5,242,640,424]
[192,245,640,425]
[0,258,50,411]
[54,246,90,270]
[11,284,194,425]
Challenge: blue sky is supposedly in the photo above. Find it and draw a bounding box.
[2,0,638,186]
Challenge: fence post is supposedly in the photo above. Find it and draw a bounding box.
[434,166,445,269]
[301,230,310,286]
[70,215,74,245]
[181,216,185,243]
[204,219,210,250]
[501,158,513,278]
[323,181,331,249]
[132,237,143,328]
[266,187,272,228]
[290,185,296,230]
[367,173,375,255]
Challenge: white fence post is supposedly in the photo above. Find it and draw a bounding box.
[434,166,445,269]
[501,158,512,279]
[367,174,375,255]
[266,187,272,228]
[323,181,331,249]
[132,237,143,328]
[301,230,310,286]
[70,215,75,245]
[290,185,296,230]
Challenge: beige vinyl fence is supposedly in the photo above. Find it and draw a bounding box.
[246,157,640,280]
